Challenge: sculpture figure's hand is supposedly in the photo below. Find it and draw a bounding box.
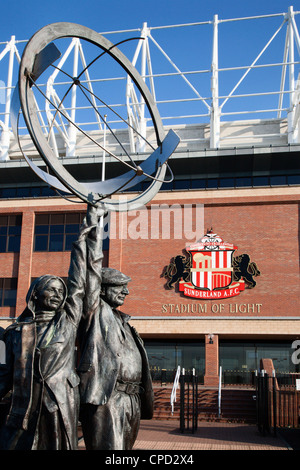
[86,204,107,227]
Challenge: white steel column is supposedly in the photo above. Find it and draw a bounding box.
[210,15,220,149]
[0,36,16,161]
[66,38,79,157]
[138,22,148,153]
[126,22,152,153]
[287,6,299,143]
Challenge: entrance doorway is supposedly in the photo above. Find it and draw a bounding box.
[220,340,299,385]
[144,339,205,383]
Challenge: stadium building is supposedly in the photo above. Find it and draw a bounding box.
[0,8,299,395]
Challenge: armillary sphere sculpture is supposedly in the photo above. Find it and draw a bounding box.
[11,22,180,211]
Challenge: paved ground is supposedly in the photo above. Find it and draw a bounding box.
[79,419,290,451]
[132,420,290,451]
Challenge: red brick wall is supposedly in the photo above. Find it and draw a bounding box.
[0,192,298,322]
[0,203,113,317]
[109,194,299,319]
[16,209,35,313]
[0,192,298,387]
[204,334,219,386]
[0,203,86,317]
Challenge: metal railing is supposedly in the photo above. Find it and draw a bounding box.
[256,370,300,436]
[179,368,198,434]
[218,366,222,417]
[170,365,181,415]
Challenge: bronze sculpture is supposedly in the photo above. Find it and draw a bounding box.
[78,262,154,450]
[2,21,180,450]
[0,207,102,450]
[0,206,153,450]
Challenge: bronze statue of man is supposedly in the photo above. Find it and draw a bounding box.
[0,206,102,450]
[78,210,153,450]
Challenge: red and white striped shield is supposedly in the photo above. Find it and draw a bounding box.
[187,231,237,291]
[189,249,235,291]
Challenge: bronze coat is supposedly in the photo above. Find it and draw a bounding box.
[1,309,80,448]
[78,301,154,419]
[77,227,153,419]
[0,222,101,449]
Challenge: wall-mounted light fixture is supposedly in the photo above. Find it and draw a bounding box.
[208,334,214,344]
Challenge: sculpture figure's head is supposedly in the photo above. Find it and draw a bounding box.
[100,268,131,308]
[27,275,67,315]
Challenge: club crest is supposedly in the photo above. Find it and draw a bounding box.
[163,230,260,299]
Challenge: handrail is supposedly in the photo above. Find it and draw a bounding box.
[218,365,222,417]
[170,365,181,415]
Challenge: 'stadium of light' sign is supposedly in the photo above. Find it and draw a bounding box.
[163,230,260,300]
[161,302,263,314]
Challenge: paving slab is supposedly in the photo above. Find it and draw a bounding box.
[132,420,289,451]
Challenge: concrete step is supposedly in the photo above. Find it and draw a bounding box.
[153,385,257,423]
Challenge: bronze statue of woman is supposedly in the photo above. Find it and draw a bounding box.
[0,206,103,450]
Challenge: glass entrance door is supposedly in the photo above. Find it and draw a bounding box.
[219,340,299,385]
[144,339,205,383]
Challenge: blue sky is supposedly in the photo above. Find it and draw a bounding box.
[0,0,297,41]
[0,0,299,128]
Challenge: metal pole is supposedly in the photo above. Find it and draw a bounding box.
[210,14,220,149]
[187,372,190,431]
[218,365,222,417]
[272,370,277,437]
[137,23,148,153]
[255,370,260,431]
[261,369,266,435]
[99,114,107,230]
[257,370,261,433]
[4,36,14,130]
[289,6,295,105]
[180,368,185,433]
[192,368,195,433]
[0,36,15,161]
[278,27,289,118]
[287,6,299,143]
[67,38,79,157]
[263,370,270,435]
[195,372,198,431]
[101,115,107,182]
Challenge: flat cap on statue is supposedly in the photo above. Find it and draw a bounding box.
[101,268,131,285]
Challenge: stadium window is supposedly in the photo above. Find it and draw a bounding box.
[30,187,42,197]
[34,213,85,252]
[0,278,17,307]
[191,179,206,189]
[235,177,252,188]
[270,175,286,186]
[253,176,269,187]
[206,179,218,189]
[160,181,174,191]
[0,215,21,253]
[41,186,55,196]
[287,174,300,185]
[219,178,235,188]
[16,187,30,197]
[1,188,17,198]
[174,180,190,190]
